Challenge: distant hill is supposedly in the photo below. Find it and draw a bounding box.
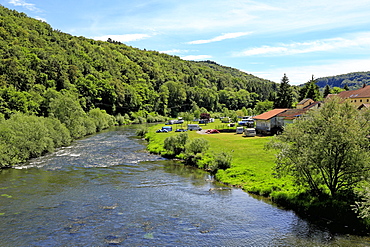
[0,5,277,118]
[316,72,370,90]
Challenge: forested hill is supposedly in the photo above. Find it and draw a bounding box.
[0,5,277,119]
[316,71,370,90]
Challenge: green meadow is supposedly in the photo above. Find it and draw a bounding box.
[146,120,296,198]
[147,120,370,229]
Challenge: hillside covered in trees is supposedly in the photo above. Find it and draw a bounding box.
[0,5,281,167]
[316,71,370,90]
[0,5,277,120]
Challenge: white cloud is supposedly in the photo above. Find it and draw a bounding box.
[251,58,370,85]
[234,32,370,57]
[8,0,40,12]
[92,34,151,43]
[120,0,370,35]
[188,32,252,44]
[35,16,47,22]
[181,55,212,60]
[159,49,190,55]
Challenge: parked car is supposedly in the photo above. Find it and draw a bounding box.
[236,127,244,134]
[161,126,172,132]
[244,128,256,137]
[205,129,220,134]
[187,124,202,131]
[156,129,168,133]
[175,128,187,132]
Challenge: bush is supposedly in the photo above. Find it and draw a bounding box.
[44,117,72,147]
[163,132,188,156]
[184,138,209,166]
[214,151,232,170]
[186,138,209,155]
[0,113,73,167]
[136,126,148,138]
[88,108,113,132]
[115,114,125,125]
[207,151,232,175]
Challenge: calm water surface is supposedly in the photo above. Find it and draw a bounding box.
[0,125,369,246]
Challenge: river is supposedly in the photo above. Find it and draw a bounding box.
[0,125,369,246]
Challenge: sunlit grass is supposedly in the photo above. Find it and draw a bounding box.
[146,120,295,197]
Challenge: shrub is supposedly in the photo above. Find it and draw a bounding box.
[207,151,233,175]
[184,138,209,166]
[163,132,188,156]
[44,117,72,147]
[186,138,209,155]
[214,151,232,170]
[88,108,113,132]
[115,113,125,125]
[136,126,148,138]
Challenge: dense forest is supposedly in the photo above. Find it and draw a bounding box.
[316,71,370,90]
[0,5,280,167]
[0,5,277,119]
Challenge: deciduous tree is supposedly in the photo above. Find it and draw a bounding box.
[268,97,370,197]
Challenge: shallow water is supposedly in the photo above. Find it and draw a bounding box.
[0,125,369,246]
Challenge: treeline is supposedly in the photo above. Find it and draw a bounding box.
[0,5,277,120]
[0,6,280,167]
[316,71,370,90]
[0,89,119,167]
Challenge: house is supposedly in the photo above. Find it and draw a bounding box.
[296,98,314,109]
[276,108,308,125]
[329,85,370,107]
[253,109,288,135]
[358,104,370,110]
[277,100,322,126]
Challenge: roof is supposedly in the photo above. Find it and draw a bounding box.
[358,104,370,110]
[297,98,313,105]
[253,109,288,120]
[337,85,370,99]
[277,108,308,120]
[303,101,322,109]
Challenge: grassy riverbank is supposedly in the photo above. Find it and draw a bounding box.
[145,121,370,233]
[146,120,296,197]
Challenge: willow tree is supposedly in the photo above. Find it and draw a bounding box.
[268,97,370,197]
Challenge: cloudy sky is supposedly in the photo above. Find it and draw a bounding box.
[2,0,370,85]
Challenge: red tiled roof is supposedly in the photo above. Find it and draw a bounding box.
[337,85,370,99]
[277,108,308,120]
[303,101,322,109]
[253,109,288,120]
[358,104,370,110]
[297,98,313,105]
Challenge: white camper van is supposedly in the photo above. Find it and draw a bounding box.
[236,127,244,134]
[187,124,202,131]
[244,128,256,137]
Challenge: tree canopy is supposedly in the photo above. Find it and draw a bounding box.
[268,97,370,197]
[0,6,277,119]
[274,74,293,108]
[299,75,321,101]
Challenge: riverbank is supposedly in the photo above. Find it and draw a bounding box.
[145,121,370,234]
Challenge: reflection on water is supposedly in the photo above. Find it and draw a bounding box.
[0,125,369,246]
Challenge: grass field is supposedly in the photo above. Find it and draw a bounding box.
[146,120,370,230]
[146,120,296,197]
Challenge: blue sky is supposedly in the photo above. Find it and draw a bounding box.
[2,0,370,85]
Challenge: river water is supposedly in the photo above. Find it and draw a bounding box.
[0,125,369,246]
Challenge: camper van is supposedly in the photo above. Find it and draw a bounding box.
[236,127,244,134]
[187,124,202,131]
[244,128,256,137]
